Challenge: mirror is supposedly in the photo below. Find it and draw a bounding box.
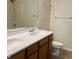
[7,0,39,29]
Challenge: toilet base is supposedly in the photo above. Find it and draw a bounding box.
[52,48,60,56]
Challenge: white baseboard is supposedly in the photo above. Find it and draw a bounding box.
[63,47,72,52]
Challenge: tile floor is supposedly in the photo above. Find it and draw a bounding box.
[52,49,72,59]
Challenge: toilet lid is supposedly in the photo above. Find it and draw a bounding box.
[53,41,64,46]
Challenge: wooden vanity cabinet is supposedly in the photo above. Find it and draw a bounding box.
[26,43,38,59]
[39,43,48,59]
[8,50,26,59]
[48,34,53,59]
[27,43,38,56]
[27,52,38,59]
[48,41,52,59]
[8,34,53,59]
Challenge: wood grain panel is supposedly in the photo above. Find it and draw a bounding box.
[39,43,48,59]
[10,50,26,59]
[27,43,38,56]
[27,52,38,59]
[39,37,48,47]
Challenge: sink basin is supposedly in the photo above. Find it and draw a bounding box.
[7,38,24,51]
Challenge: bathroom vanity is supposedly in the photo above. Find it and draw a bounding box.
[7,29,53,59]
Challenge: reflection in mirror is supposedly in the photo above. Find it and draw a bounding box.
[7,0,39,29]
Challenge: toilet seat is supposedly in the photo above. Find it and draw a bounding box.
[53,41,64,48]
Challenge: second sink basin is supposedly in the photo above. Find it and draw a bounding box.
[7,38,24,51]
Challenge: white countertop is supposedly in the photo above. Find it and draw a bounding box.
[7,29,53,58]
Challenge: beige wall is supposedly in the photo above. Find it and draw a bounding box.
[54,0,72,17]
[50,0,72,51]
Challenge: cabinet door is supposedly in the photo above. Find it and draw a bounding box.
[27,52,38,59]
[9,50,26,59]
[39,43,48,59]
[48,41,52,59]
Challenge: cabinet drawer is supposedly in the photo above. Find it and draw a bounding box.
[39,37,48,47]
[9,50,26,59]
[27,43,38,56]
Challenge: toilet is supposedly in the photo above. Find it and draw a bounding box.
[52,41,64,56]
